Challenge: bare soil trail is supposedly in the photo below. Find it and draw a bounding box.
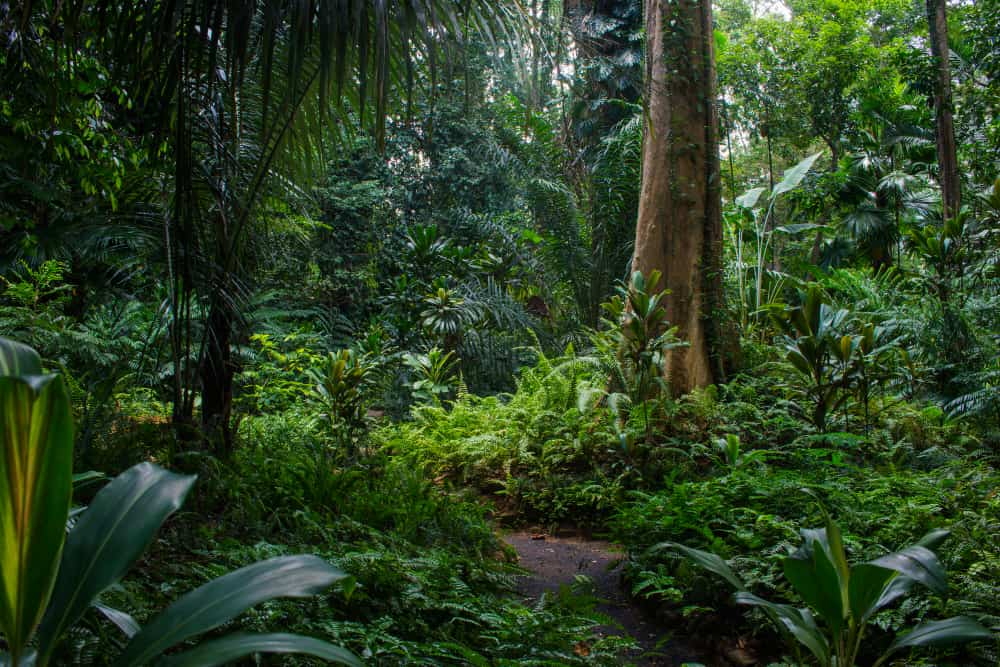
[502,529,708,666]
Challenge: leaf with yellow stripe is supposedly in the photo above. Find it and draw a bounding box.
[0,338,74,664]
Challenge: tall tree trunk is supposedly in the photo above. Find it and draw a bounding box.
[201,302,234,455]
[926,0,960,220]
[633,0,728,394]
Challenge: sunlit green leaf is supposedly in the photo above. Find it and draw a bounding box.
[0,339,73,662]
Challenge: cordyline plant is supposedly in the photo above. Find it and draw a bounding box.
[660,497,992,667]
[0,337,361,666]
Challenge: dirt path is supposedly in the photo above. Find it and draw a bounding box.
[503,530,705,666]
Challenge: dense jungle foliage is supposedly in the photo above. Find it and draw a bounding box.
[2,0,999,665]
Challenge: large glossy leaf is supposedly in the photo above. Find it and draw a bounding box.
[772,152,823,198]
[660,543,746,591]
[848,563,898,623]
[915,528,950,551]
[37,463,196,654]
[868,545,948,597]
[736,186,766,210]
[822,519,850,598]
[881,616,993,660]
[0,339,43,376]
[783,533,846,640]
[803,285,824,335]
[0,338,73,661]
[775,222,827,235]
[115,555,348,667]
[160,633,362,667]
[735,592,830,666]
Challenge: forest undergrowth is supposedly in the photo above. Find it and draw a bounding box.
[66,314,999,666]
[4,0,1000,664]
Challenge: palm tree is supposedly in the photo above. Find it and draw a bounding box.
[15,1,520,453]
[839,112,935,272]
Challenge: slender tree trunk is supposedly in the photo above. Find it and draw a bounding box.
[201,301,234,455]
[633,0,728,394]
[723,101,737,203]
[926,0,960,220]
[763,106,782,272]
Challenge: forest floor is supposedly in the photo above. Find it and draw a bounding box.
[503,529,707,666]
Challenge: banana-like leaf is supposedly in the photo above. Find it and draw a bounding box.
[735,592,830,666]
[0,338,73,661]
[160,633,362,667]
[115,555,348,667]
[775,222,829,235]
[882,616,993,659]
[659,543,746,591]
[868,545,948,597]
[37,463,196,654]
[772,152,823,198]
[736,186,766,210]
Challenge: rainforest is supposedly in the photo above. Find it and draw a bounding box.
[1,0,999,665]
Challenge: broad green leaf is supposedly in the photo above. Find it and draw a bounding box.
[774,223,828,235]
[848,563,897,623]
[660,543,746,591]
[772,152,823,198]
[0,339,43,377]
[115,555,348,667]
[868,545,948,597]
[882,616,993,660]
[915,528,950,551]
[735,186,766,210]
[160,633,362,667]
[0,350,73,662]
[786,348,814,376]
[735,592,830,666]
[37,463,196,654]
[823,518,850,596]
[869,573,916,615]
[783,533,846,640]
[848,529,950,624]
[803,285,824,335]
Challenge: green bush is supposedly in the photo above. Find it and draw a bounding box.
[611,461,1000,664]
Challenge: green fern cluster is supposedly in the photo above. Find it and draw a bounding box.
[379,346,628,524]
